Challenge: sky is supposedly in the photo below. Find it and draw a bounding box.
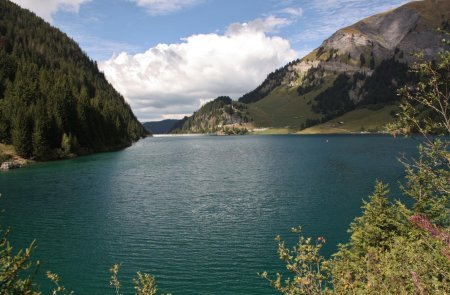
[11,0,412,121]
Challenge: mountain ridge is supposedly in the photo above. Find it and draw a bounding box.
[176,0,449,134]
[170,96,252,134]
[143,119,179,134]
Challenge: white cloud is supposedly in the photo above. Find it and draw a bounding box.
[131,0,202,15]
[279,7,303,17]
[10,0,90,23]
[99,17,298,121]
[227,16,294,34]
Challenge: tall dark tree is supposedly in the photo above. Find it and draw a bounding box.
[359,53,366,66]
[31,100,51,159]
[11,112,32,158]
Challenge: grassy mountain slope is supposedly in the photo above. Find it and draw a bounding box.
[239,59,300,104]
[0,0,147,160]
[298,105,398,134]
[241,0,449,132]
[248,74,335,130]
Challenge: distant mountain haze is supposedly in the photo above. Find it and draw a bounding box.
[143,119,179,134]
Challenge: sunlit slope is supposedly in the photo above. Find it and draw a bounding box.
[248,75,336,129]
[298,105,398,134]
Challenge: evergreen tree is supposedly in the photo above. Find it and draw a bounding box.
[369,52,375,69]
[0,0,148,160]
[11,112,32,158]
[331,182,410,293]
[52,76,76,134]
[32,101,51,160]
[359,53,366,66]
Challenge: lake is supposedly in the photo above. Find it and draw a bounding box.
[0,135,419,294]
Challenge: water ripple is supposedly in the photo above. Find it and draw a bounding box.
[0,135,417,294]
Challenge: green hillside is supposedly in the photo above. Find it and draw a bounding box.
[298,105,398,134]
[239,59,300,104]
[248,74,335,130]
[170,96,251,134]
[0,0,147,160]
[245,54,413,133]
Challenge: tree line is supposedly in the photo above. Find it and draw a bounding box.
[0,0,147,160]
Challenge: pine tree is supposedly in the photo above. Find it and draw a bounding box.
[331,182,410,293]
[11,113,32,158]
[359,53,366,66]
[32,102,51,160]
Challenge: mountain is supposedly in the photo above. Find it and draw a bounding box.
[241,0,449,132]
[170,96,252,134]
[0,0,148,160]
[143,119,179,134]
[177,0,448,135]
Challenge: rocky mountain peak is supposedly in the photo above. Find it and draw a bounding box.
[280,0,449,89]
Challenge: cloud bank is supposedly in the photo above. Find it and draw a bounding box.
[100,17,298,121]
[10,0,90,22]
[131,0,202,15]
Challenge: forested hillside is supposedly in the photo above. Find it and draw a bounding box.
[0,0,147,160]
[170,96,251,134]
[143,119,179,134]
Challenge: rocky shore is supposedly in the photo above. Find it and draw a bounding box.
[0,144,30,171]
[0,161,22,170]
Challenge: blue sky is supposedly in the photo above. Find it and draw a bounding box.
[12,0,412,121]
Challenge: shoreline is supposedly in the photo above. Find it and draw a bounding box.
[0,139,143,171]
[0,143,32,171]
[1,132,394,170]
[152,130,391,136]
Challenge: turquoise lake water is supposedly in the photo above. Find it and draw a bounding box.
[0,135,419,294]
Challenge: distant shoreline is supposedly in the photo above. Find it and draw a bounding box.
[1,132,394,170]
[152,130,391,136]
[153,134,209,137]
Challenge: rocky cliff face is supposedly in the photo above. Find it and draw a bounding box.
[245,0,449,104]
[321,0,446,62]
